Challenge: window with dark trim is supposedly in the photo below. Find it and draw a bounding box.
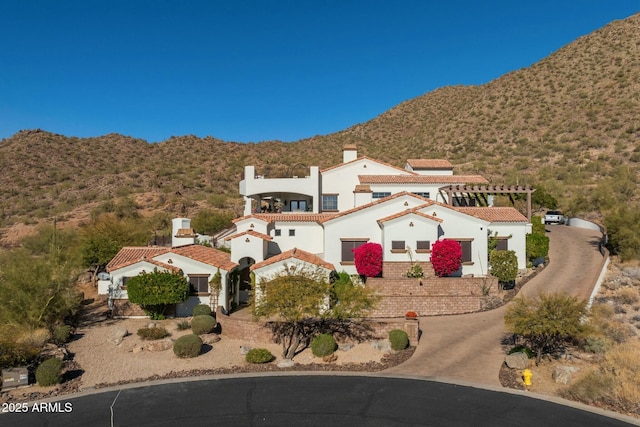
[321,194,338,211]
[456,240,473,263]
[412,192,430,198]
[416,240,431,252]
[496,238,508,251]
[372,192,391,199]
[288,229,296,237]
[121,276,132,290]
[340,239,368,262]
[391,240,405,252]
[274,229,281,237]
[189,275,210,295]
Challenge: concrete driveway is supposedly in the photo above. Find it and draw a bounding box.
[385,225,606,386]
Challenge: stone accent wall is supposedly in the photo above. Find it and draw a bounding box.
[216,307,273,342]
[216,307,420,346]
[382,261,436,279]
[111,299,146,317]
[111,300,176,318]
[366,261,499,317]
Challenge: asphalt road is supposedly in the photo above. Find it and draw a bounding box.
[2,376,636,426]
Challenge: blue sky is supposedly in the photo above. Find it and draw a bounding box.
[1,1,638,143]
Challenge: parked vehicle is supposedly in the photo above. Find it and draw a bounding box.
[544,210,565,225]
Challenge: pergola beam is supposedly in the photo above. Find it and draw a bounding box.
[439,184,535,222]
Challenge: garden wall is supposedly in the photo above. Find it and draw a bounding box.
[366,261,500,317]
[216,307,420,345]
[111,299,176,318]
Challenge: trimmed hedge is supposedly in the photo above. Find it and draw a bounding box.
[311,334,337,357]
[36,357,64,386]
[192,304,212,317]
[173,334,203,358]
[191,315,216,335]
[245,348,274,364]
[389,329,409,351]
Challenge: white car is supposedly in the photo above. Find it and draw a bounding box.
[544,210,564,225]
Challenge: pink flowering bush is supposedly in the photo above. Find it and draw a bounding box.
[353,242,383,277]
[430,239,462,277]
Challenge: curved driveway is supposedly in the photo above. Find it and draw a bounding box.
[386,225,606,386]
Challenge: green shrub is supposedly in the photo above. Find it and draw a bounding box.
[173,334,202,358]
[52,325,72,346]
[191,315,216,335]
[137,326,170,340]
[507,345,534,358]
[582,336,610,354]
[311,334,337,357]
[490,250,518,284]
[389,329,409,350]
[245,348,274,364]
[176,320,191,331]
[526,232,549,260]
[36,357,64,386]
[192,304,212,317]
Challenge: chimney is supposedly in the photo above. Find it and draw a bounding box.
[342,144,357,163]
[172,218,197,247]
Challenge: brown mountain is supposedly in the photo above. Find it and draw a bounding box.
[1,13,639,243]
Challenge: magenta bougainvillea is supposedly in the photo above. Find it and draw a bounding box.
[430,239,462,277]
[353,242,383,277]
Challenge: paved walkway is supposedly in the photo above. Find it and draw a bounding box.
[385,225,606,386]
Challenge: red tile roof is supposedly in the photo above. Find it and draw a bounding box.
[377,208,442,224]
[235,213,336,223]
[107,244,238,273]
[225,230,273,242]
[358,174,489,184]
[453,207,528,223]
[169,244,238,270]
[406,159,453,169]
[250,248,335,272]
[106,247,171,272]
[320,191,430,223]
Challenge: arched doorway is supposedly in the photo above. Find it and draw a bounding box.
[237,257,255,306]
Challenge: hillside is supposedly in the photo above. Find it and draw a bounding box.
[1,13,639,244]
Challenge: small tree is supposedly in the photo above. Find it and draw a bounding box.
[430,239,462,277]
[252,264,377,359]
[504,293,588,364]
[489,250,518,287]
[353,242,383,278]
[126,269,189,319]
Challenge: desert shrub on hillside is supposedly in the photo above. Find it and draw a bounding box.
[562,340,640,415]
[36,358,64,386]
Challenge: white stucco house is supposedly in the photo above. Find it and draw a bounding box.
[101,146,532,317]
[235,146,531,277]
[100,218,238,316]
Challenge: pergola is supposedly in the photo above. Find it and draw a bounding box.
[438,184,535,222]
